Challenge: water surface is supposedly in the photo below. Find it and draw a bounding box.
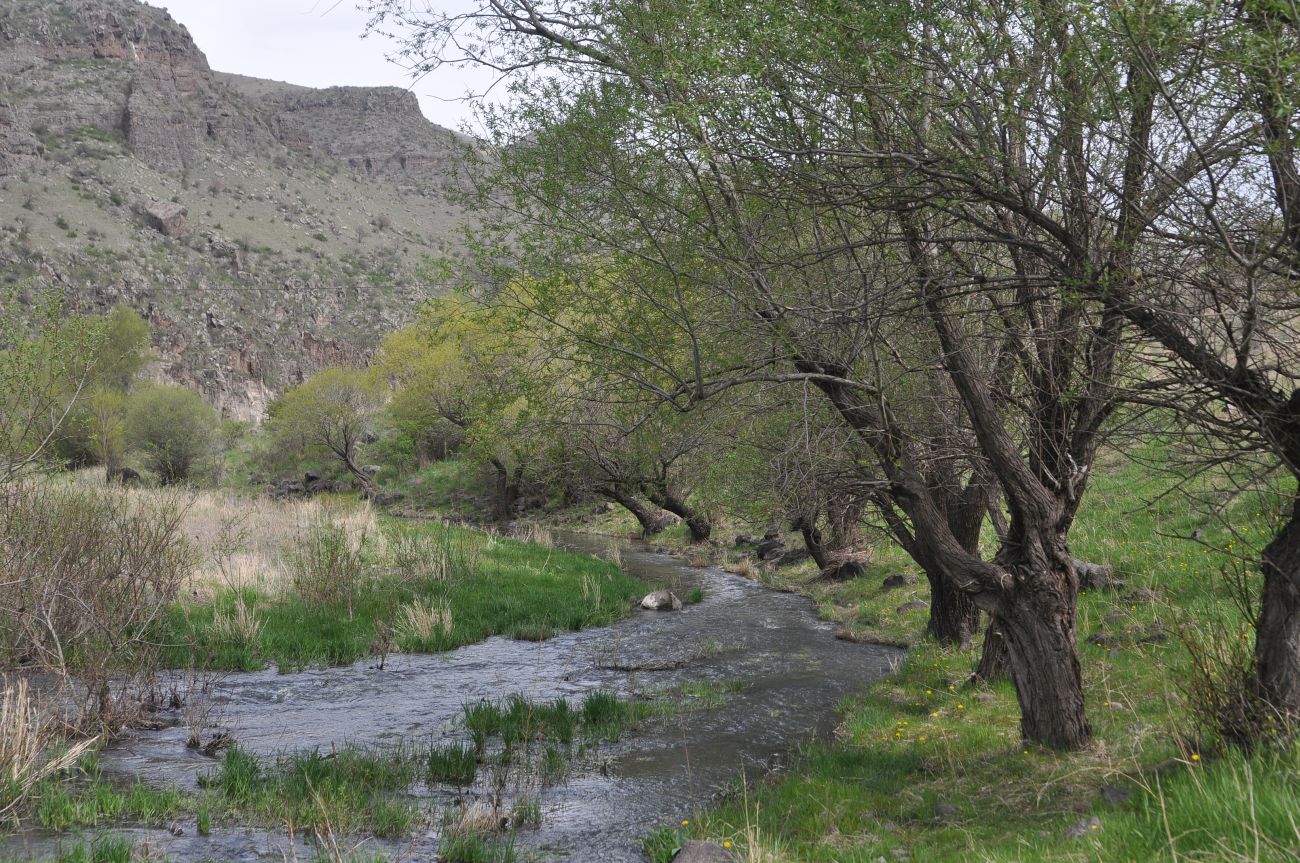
[4,534,902,862]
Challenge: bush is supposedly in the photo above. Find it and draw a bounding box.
[285,518,370,612]
[0,482,195,729]
[125,385,219,484]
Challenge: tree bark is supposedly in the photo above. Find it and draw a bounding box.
[996,539,1091,749]
[928,478,988,648]
[490,459,523,520]
[925,568,981,648]
[1252,491,1300,720]
[793,514,830,570]
[645,484,711,542]
[974,615,1009,681]
[603,486,673,537]
[342,453,376,498]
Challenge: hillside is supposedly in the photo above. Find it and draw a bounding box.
[0,0,472,419]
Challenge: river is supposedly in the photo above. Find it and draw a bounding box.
[3,533,902,862]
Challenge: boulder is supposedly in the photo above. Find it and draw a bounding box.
[881,574,917,590]
[734,534,756,547]
[896,600,929,614]
[141,200,188,238]
[1073,559,1114,590]
[1065,816,1102,839]
[755,538,785,560]
[672,841,736,863]
[775,548,811,567]
[107,466,141,485]
[640,590,683,611]
[1122,587,1160,604]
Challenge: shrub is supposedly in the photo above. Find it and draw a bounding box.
[125,385,219,484]
[0,482,195,729]
[285,518,369,611]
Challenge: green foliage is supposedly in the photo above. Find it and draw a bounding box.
[266,367,384,480]
[426,742,478,786]
[124,384,219,483]
[92,306,150,391]
[462,690,649,754]
[34,779,183,831]
[0,289,107,479]
[373,294,540,500]
[201,744,418,838]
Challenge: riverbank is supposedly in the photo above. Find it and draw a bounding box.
[619,449,1300,862]
[3,490,902,862]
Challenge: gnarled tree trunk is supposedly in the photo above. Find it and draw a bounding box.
[602,485,674,537]
[995,536,1090,749]
[1253,491,1300,720]
[645,483,711,542]
[793,513,829,570]
[974,615,1009,681]
[490,459,523,520]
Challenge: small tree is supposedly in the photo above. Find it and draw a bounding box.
[0,289,105,481]
[125,385,219,484]
[49,304,151,468]
[268,368,385,493]
[84,388,127,479]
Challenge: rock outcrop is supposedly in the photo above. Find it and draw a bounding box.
[0,0,471,420]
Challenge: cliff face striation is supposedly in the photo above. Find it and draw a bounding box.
[0,0,473,420]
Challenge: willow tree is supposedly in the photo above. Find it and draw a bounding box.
[375,293,549,517]
[268,368,385,494]
[369,0,1182,748]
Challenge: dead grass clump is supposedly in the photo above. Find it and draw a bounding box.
[393,598,453,648]
[510,522,554,548]
[446,800,505,836]
[386,531,449,583]
[728,557,757,579]
[0,676,97,817]
[210,597,265,646]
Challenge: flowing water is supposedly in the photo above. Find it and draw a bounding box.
[4,533,902,862]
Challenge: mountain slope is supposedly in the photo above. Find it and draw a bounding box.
[0,0,472,419]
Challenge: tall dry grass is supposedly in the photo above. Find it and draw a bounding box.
[58,470,383,598]
[0,677,97,818]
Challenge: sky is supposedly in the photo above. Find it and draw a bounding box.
[144,1,493,132]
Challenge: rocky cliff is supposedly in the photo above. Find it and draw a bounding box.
[0,0,472,420]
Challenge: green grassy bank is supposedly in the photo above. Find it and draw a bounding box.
[642,445,1298,862]
[163,518,646,671]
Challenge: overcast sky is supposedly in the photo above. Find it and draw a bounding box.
[144,1,491,132]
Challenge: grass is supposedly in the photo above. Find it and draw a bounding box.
[640,439,1300,862]
[0,835,136,863]
[437,833,517,863]
[199,743,419,838]
[427,742,478,786]
[462,691,653,754]
[34,778,184,831]
[163,518,647,671]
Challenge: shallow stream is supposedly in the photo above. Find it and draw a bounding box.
[4,533,902,862]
